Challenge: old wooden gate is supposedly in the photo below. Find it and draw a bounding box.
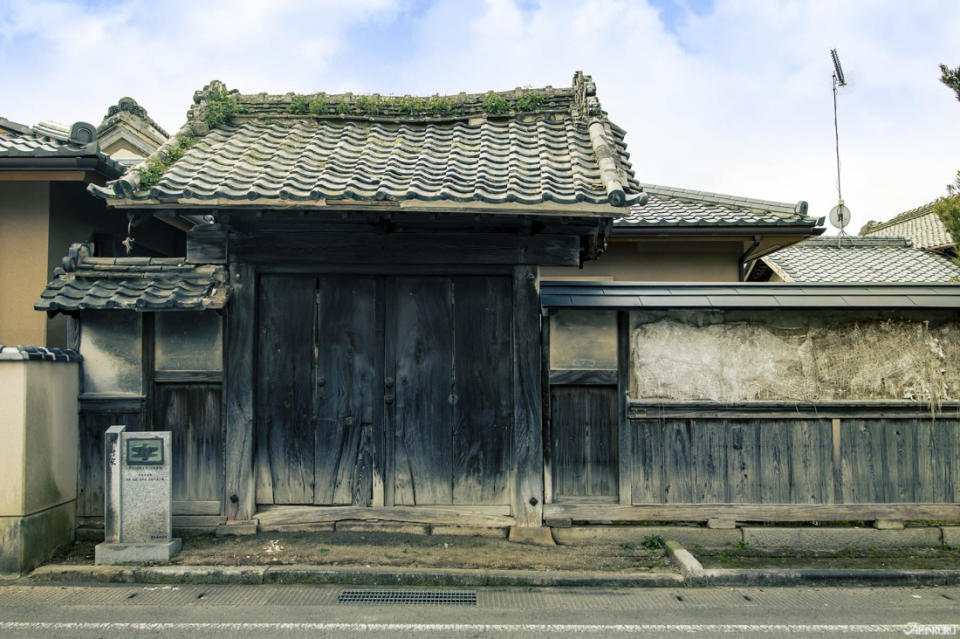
[256,274,513,508]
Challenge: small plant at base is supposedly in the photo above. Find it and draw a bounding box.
[482,91,509,114]
[620,542,636,551]
[642,535,665,550]
[735,541,749,550]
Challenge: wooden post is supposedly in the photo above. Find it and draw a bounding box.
[831,417,843,504]
[617,311,632,505]
[513,265,543,527]
[541,309,552,505]
[224,263,256,521]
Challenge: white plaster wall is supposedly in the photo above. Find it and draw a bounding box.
[0,360,78,517]
[0,364,27,516]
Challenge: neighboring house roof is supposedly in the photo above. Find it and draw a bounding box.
[540,280,960,310]
[0,118,125,179]
[758,236,960,283]
[96,97,169,162]
[614,183,820,231]
[860,201,953,250]
[89,72,642,213]
[36,243,228,312]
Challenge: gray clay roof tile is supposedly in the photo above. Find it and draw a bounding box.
[860,201,953,249]
[615,183,817,228]
[36,243,228,312]
[90,73,641,211]
[760,236,960,283]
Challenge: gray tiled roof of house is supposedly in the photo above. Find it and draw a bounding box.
[614,183,819,229]
[860,201,953,250]
[36,243,228,312]
[89,72,642,211]
[0,118,125,178]
[540,280,960,310]
[759,236,960,283]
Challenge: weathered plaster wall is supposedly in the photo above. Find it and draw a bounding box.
[542,241,742,282]
[630,310,960,404]
[0,359,78,576]
[0,182,50,346]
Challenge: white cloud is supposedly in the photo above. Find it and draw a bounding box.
[2,0,958,230]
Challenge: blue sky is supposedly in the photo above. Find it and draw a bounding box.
[2,0,959,233]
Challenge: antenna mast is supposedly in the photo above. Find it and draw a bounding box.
[829,48,852,236]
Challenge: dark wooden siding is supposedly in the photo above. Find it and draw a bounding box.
[153,384,224,505]
[550,386,618,500]
[77,408,142,517]
[256,275,316,504]
[630,417,959,505]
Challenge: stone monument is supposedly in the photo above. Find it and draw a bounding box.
[95,425,181,564]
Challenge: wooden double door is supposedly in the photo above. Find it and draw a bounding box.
[256,274,514,508]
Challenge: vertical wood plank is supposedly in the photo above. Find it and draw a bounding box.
[155,384,224,505]
[513,265,543,526]
[759,421,791,503]
[663,420,693,503]
[453,276,513,505]
[224,262,256,520]
[372,276,386,508]
[541,311,552,505]
[617,311,632,505]
[831,418,844,505]
[389,276,455,505]
[631,419,661,503]
[694,420,724,503]
[725,420,760,503]
[314,276,378,506]
[256,275,316,504]
[78,410,141,517]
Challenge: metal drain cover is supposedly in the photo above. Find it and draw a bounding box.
[337,590,477,606]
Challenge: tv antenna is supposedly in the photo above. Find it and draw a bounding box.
[829,48,852,235]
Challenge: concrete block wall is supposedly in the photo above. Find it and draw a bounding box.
[0,346,80,576]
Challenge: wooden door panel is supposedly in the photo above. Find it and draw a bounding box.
[315,276,378,505]
[154,384,223,504]
[551,385,618,500]
[256,275,316,504]
[452,276,513,505]
[388,276,455,505]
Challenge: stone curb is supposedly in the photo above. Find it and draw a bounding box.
[665,540,960,588]
[23,564,683,588]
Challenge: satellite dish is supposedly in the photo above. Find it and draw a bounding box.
[829,201,851,231]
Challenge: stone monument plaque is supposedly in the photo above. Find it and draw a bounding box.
[95,425,181,564]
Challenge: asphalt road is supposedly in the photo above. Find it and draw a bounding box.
[0,584,957,638]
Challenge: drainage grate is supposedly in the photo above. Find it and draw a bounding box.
[337,590,477,606]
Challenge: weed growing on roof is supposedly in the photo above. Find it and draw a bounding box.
[426,94,457,116]
[288,94,309,114]
[335,100,351,115]
[355,95,380,115]
[515,91,546,112]
[309,93,328,114]
[395,95,426,116]
[137,135,196,190]
[203,89,247,129]
[482,91,509,114]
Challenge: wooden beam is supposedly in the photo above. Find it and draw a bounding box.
[513,265,544,526]
[154,370,224,383]
[617,311,632,506]
[231,232,581,267]
[542,503,960,523]
[549,369,617,385]
[224,263,256,521]
[628,400,960,420]
[256,505,514,529]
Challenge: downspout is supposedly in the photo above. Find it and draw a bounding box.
[738,234,762,282]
